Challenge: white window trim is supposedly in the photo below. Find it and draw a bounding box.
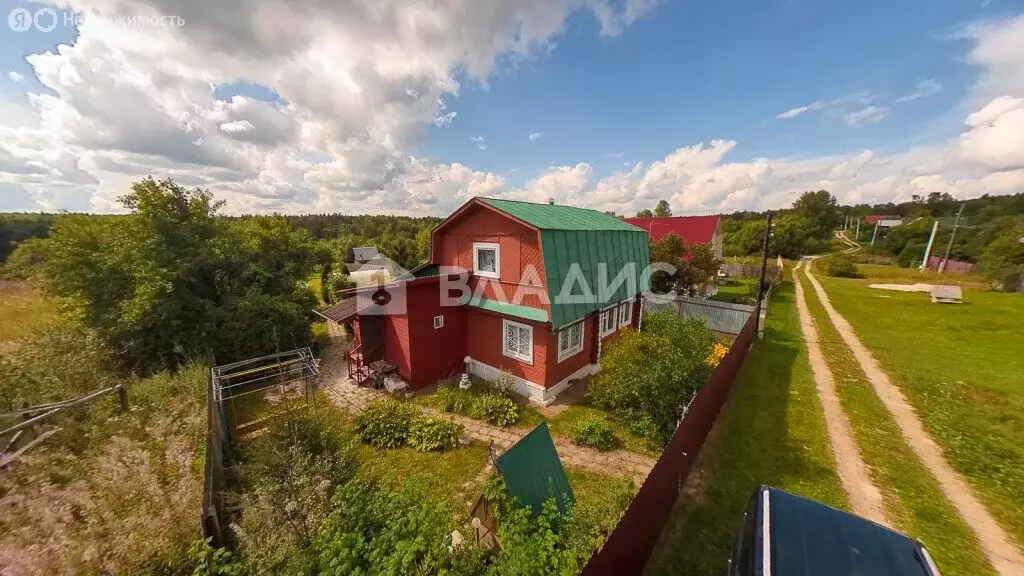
[619,299,633,327]
[433,315,444,329]
[557,321,585,363]
[472,242,500,279]
[599,305,618,337]
[502,319,533,364]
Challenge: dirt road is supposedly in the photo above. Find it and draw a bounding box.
[803,261,1024,575]
[791,260,889,526]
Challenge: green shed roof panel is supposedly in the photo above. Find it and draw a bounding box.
[467,296,548,323]
[495,422,575,514]
[477,198,652,329]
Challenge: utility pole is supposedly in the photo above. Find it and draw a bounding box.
[938,203,965,273]
[754,212,773,337]
[919,221,939,270]
[870,222,880,246]
[855,219,860,242]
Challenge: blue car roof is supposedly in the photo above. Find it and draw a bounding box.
[763,487,934,576]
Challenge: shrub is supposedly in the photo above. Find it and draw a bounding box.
[314,478,480,575]
[408,417,463,452]
[571,419,615,451]
[471,394,520,427]
[588,310,715,446]
[817,254,861,278]
[354,399,417,448]
[433,384,474,414]
[235,408,359,575]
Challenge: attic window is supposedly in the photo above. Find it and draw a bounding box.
[473,242,500,279]
[433,315,444,329]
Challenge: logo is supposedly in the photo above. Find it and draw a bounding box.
[349,254,410,316]
[7,7,31,32]
[8,6,57,32]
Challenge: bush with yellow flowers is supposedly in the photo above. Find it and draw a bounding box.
[705,343,729,367]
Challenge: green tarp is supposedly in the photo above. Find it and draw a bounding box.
[495,422,575,514]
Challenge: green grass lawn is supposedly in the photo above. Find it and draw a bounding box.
[547,405,658,456]
[645,275,846,575]
[797,269,994,575]
[818,270,1024,550]
[565,467,636,532]
[0,281,56,343]
[709,277,758,305]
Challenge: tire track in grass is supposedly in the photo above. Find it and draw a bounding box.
[804,261,1024,575]
[797,264,995,576]
[793,260,889,525]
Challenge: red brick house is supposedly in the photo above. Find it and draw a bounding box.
[624,215,723,259]
[323,197,651,404]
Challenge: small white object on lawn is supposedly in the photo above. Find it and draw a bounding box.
[931,285,963,304]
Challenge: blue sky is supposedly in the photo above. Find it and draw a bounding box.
[421,0,991,185]
[0,0,1022,215]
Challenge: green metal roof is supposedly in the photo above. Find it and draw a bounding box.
[477,198,651,329]
[495,422,575,514]
[478,197,642,231]
[467,296,548,323]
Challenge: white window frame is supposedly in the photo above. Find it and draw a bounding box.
[502,319,533,364]
[472,242,500,279]
[557,321,585,363]
[619,299,633,327]
[599,305,618,337]
[433,315,444,329]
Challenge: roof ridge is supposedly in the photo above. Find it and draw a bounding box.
[477,196,608,215]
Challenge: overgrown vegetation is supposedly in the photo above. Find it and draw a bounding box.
[816,253,861,278]
[354,398,418,448]
[0,323,210,575]
[587,311,716,447]
[230,399,633,576]
[571,419,615,451]
[408,416,464,452]
[426,377,537,428]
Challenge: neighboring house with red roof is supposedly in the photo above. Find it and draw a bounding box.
[623,215,723,259]
[864,215,903,227]
[321,197,650,404]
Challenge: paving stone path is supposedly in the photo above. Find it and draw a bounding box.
[318,345,655,486]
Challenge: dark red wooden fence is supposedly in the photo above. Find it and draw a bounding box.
[581,300,761,576]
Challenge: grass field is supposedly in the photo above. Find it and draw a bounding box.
[818,269,1024,551]
[0,281,56,343]
[645,273,846,575]
[797,269,994,575]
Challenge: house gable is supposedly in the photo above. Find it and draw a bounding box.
[430,200,549,312]
[478,198,650,330]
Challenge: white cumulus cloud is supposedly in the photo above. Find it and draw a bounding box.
[528,131,542,141]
